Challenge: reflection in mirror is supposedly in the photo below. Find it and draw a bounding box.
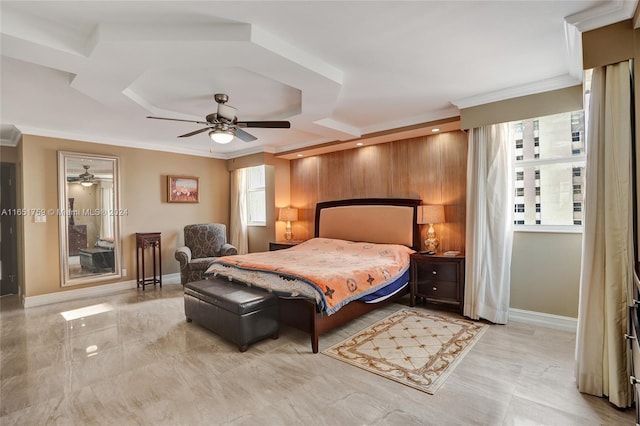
[58,151,122,286]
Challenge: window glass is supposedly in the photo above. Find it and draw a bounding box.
[246,165,266,226]
[510,109,586,229]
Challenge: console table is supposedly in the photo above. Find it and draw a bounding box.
[136,232,162,290]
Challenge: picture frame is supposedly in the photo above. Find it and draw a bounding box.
[167,175,199,203]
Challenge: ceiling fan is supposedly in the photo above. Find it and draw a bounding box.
[67,165,95,187]
[147,94,291,144]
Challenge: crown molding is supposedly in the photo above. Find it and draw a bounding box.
[0,125,22,147]
[451,74,581,110]
[565,0,638,32]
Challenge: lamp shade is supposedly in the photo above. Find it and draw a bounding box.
[417,205,445,224]
[278,207,298,222]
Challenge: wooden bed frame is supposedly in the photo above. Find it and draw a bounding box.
[279,198,421,353]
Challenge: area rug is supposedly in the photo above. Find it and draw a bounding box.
[322,308,488,394]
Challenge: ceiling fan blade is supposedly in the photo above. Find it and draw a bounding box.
[147,116,209,125]
[178,127,211,138]
[236,121,291,129]
[235,128,258,142]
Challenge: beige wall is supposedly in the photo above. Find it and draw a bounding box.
[460,85,584,130]
[20,135,229,297]
[510,232,582,317]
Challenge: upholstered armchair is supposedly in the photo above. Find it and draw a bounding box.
[175,223,238,285]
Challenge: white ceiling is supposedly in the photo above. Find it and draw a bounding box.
[1,1,636,159]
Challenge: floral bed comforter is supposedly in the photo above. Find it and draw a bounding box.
[204,237,414,315]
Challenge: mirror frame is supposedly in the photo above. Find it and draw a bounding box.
[58,151,123,287]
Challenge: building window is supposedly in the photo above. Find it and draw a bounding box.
[246,165,266,226]
[510,109,586,229]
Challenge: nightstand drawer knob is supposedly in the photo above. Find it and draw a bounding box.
[432,271,437,275]
[432,287,437,291]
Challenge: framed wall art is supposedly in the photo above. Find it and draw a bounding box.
[167,175,199,203]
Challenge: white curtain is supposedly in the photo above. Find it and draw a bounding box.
[229,168,249,254]
[464,123,513,324]
[575,60,634,408]
[98,181,114,238]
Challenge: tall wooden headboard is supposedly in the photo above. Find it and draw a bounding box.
[314,198,421,250]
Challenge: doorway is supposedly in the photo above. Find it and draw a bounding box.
[1,162,18,295]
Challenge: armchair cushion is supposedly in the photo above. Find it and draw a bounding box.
[176,224,237,285]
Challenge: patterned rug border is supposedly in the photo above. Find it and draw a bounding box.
[322,308,489,394]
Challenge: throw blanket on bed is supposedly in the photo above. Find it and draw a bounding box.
[204,237,414,315]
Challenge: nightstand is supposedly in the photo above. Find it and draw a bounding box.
[269,240,304,251]
[410,253,465,314]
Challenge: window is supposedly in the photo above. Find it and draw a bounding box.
[246,165,266,226]
[510,109,586,229]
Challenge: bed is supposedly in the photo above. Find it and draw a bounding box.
[205,198,421,353]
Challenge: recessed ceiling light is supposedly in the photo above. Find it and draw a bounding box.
[432,128,440,132]
[356,142,363,146]
[297,154,303,157]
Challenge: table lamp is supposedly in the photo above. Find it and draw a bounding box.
[417,205,445,253]
[278,207,298,241]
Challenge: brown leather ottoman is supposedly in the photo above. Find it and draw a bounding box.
[184,278,279,352]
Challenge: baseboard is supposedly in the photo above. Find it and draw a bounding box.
[509,308,577,333]
[23,273,182,308]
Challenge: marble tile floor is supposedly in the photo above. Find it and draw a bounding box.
[0,280,634,426]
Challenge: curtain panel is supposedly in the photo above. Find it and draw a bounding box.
[229,168,249,255]
[464,123,513,324]
[575,60,634,408]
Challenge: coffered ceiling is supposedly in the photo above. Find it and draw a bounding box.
[1,1,636,159]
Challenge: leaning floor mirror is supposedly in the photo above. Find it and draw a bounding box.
[58,151,123,286]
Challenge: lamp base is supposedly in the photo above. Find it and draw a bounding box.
[424,238,439,253]
[284,222,293,241]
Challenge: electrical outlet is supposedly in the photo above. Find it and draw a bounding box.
[121,268,127,276]
[34,214,46,223]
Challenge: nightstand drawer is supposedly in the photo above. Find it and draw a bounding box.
[414,262,457,282]
[417,280,458,301]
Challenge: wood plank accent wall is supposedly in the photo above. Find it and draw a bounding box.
[290,130,468,252]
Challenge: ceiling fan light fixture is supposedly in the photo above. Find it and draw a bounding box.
[80,180,93,187]
[209,129,234,144]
